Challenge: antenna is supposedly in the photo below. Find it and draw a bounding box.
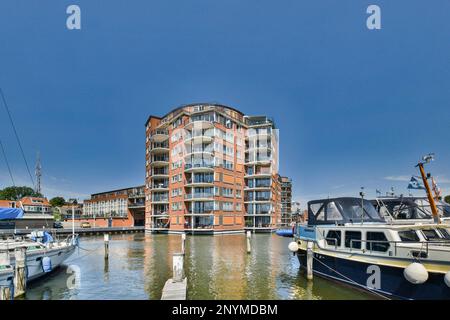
[360,187,365,224]
[35,151,42,194]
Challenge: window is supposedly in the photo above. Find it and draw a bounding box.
[345,231,361,249]
[438,229,450,240]
[398,230,419,242]
[326,230,341,246]
[326,202,343,221]
[222,188,233,197]
[421,229,441,241]
[222,202,233,211]
[366,232,390,252]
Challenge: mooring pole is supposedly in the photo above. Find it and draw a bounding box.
[181,233,186,255]
[14,247,27,298]
[104,233,110,260]
[306,241,314,281]
[0,252,12,300]
[246,231,251,254]
[172,253,184,282]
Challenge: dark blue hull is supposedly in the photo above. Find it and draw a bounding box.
[297,249,450,300]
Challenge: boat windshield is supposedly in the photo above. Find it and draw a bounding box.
[415,199,450,218]
[308,197,384,225]
[336,199,380,221]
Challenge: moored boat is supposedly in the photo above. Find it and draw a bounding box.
[289,197,450,299]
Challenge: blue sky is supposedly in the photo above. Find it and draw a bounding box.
[0,1,449,206]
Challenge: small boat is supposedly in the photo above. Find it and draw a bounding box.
[0,231,78,282]
[289,197,450,299]
[288,156,450,300]
[276,229,294,237]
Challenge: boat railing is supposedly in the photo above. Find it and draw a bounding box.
[326,237,450,257]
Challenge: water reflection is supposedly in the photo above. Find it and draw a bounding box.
[23,233,374,300]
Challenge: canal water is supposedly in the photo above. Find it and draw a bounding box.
[24,233,375,300]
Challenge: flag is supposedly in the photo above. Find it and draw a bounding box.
[431,177,442,199]
[407,176,426,190]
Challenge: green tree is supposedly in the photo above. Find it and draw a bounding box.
[445,195,450,204]
[0,186,43,200]
[49,196,66,207]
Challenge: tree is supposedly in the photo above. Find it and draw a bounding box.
[0,186,43,200]
[49,196,66,207]
[445,195,450,204]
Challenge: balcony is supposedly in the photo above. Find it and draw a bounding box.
[150,143,169,154]
[151,183,169,190]
[152,196,169,203]
[128,202,145,209]
[184,193,214,201]
[184,119,214,130]
[151,170,169,178]
[184,148,214,159]
[184,132,214,144]
[150,129,169,143]
[184,162,214,172]
[151,156,169,167]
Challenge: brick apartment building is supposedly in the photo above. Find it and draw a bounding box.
[279,176,293,227]
[77,185,145,227]
[145,103,281,234]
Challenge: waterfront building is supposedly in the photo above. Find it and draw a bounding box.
[0,197,54,229]
[279,176,293,227]
[145,103,280,234]
[79,185,145,227]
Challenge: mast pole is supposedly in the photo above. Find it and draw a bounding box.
[417,162,440,224]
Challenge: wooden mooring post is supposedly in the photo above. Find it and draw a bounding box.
[14,247,27,298]
[0,251,13,300]
[104,233,110,260]
[181,233,186,255]
[161,253,187,300]
[246,231,251,254]
[306,241,314,281]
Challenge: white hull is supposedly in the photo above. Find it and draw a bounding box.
[8,244,76,282]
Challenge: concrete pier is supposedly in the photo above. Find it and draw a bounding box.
[161,253,187,300]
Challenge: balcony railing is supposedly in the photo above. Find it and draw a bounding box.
[185,163,214,170]
[185,193,214,200]
[152,196,169,202]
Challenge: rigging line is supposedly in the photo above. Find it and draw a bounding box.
[0,87,35,188]
[0,138,15,186]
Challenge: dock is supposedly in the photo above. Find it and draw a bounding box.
[161,278,187,300]
[0,226,145,237]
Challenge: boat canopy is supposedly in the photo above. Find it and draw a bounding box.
[0,207,24,220]
[373,197,450,219]
[307,197,385,226]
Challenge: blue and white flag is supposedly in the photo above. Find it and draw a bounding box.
[407,176,426,190]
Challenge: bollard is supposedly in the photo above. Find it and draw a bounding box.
[14,247,27,298]
[172,253,184,282]
[0,252,12,300]
[104,233,109,260]
[181,233,186,255]
[246,231,251,254]
[306,241,314,281]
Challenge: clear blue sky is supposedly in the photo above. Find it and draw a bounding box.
[0,1,449,206]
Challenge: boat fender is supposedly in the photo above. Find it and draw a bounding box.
[444,271,450,288]
[288,241,299,253]
[42,256,52,273]
[404,262,428,284]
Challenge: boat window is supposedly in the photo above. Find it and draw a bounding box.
[345,231,361,249]
[326,202,343,221]
[421,229,441,241]
[366,232,390,252]
[310,203,324,215]
[326,230,341,246]
[398,230,420,242]
[437,229,450,240]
